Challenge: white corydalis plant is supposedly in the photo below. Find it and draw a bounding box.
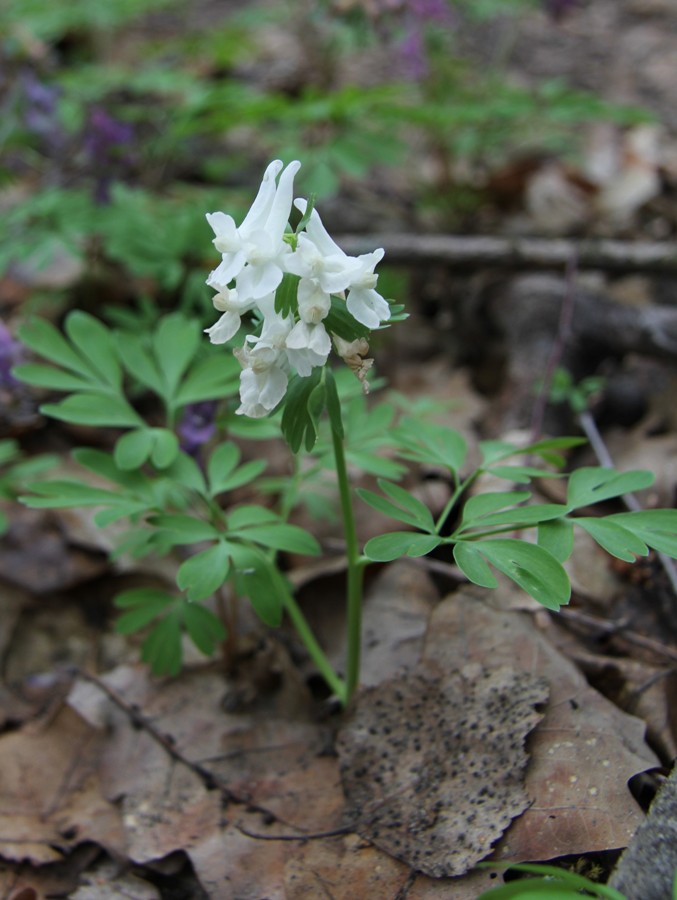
[204,160,390,418]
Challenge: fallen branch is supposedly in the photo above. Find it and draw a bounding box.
[336,234,677,274]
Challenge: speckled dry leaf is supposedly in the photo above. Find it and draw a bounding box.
[0,706,126,865]
[337,667,548,878]
[423,589,660,861]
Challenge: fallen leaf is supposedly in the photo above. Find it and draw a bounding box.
[337,666,548,877]
[0,705,126,865]
[422,588,660,861]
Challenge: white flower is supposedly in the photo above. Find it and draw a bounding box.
[285,320,331,376]
[206,159,300,300]
[286,200,361,294]
[236,364,288,418]
[345,249,390,329]
[204,284,258,344]
[297,278,331,325]
[232,305,293,417]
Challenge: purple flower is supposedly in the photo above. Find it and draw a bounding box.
[82,107,136,203]
[0,322,23,389]
[178,401,218,456]
[20,71,64,150]
[397,0,455,80]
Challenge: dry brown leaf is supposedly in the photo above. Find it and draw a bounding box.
[337,667,548,877]
[0,506,107,594]
[0,705,126,865]
[423,588,660,861]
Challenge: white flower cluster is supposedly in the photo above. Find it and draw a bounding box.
[204,160,390,418]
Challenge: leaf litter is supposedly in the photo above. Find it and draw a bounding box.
[0,557,663,897]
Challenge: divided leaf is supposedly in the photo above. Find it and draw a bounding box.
[180,600,226,656]
[177,541,232,601]
[454,539,571,610]
[358,480,436,532]
[572,517,649,562]
[567,467,655,509]
[364,532,441,562]
[606,509,677,557]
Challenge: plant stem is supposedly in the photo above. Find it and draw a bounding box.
[331,425,365,704]
[282,591,347,703]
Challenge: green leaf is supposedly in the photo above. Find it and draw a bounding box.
[207,443,239,495]
[462,539,571,610]
[567,467,655,509]
[153,314,200,397]
[460,503,571,532]
[114,588,175,634]
[274,272,300,317]
[12,363,92,392]
[174,354,240,405]
[453,542,499,588]
[94,502,149,526]
[537,518,574,563]
[74,448,150,490]
[150,429,180,469]
[164,451,207,495]
[606,509,677,557]
[232,548,284,627]
[461,491,531,525]
[149,514,219,544]
[488,465,566,483]
[177,542,231,601]
[115,429,155,470]
[116,332,164,394]
[41,392,143,427]
[394,418,467,472]
[324,294,371,342]
[181,601,226,656]
[346,450,406,480]
[226,504,280,530]
[476,863,627,900]
[479,436,584,468]
[377,479,436,531]
[357,484,436,532]
[18,317,98,380]
[363,531,441,562]
[281,369,323,453]
[142,611,182,676]
[572,517,649,562]
[20,480,125,508]
[65,311,121,388]
[235,523,321,555]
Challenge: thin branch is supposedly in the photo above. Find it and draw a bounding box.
[74,668,287,824]
[335,234,677,274]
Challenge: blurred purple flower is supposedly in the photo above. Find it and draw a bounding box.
[20,70,64,150]
[398,0,455,80]
[0,322,23,389]
[178,401,218,456]
[83,107,136,203]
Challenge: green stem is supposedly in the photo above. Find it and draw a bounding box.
[435,469,481,534]
[283,591,347,704]
[331,425,365,704]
